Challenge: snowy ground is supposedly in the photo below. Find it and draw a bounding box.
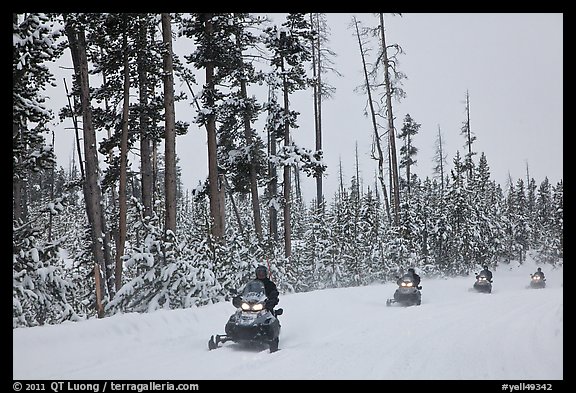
[13,259,563,381]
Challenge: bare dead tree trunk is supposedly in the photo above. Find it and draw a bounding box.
[463,90,474,179]
[353,16,391,224]
[379,13,400,226]
[437,125,445,191]
[310,13,323,211]
[63,78,85,180]
[338,158,345,200]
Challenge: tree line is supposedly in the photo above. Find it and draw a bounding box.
[13,13,563,328]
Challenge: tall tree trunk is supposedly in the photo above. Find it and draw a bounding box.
[463,90,473,179]
[294,162,302,203]
[281,58,292,259]
[48,131,55,241]
[353,16,391,224]
[97,44,121,296]
[12,175,23,221]
[161,13,177,234]
[356,144,362,196]
[137,20,154,219]
[64,17,114,316]
[99,46,119,256]
[379,13,400,226]
[235,31,263,240]
[116,28,130,292]
[436,125,445,191]
[310,13,323,211]
[338,158,345,199]
[267,87,278,243]
[202,13,224,240]
[403,130,412,194]
[63,78,85,180]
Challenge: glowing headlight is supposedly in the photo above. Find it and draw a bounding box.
[241,302,264,311]
[401,282,413,287]
[533,276,541,280]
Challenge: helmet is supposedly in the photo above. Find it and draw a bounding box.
[537,267,542,272]
[483,265,488,270]
[408,268,415,274]
[255,265,268,279]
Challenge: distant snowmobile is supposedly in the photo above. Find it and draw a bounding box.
[386,274,422,307]
[208,279,283,353]
[472,272,492,293]
[529,273,546,289]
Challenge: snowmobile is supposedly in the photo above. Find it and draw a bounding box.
[529,273,546,289]
[472,272,492,293]
[208,279,283,353]
[386,274,422,306]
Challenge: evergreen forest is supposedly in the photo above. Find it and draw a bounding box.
[13,13,563,328]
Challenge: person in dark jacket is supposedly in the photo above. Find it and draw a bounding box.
[232,265,280,313]
[254,265,279,312]
[533,267,546,280]
[397,268,421,287]
[407,267,421,287]
[479,265,493,282]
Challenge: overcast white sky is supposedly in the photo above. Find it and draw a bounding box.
[49,13,563,202]
[13,257,563,381]
[175,13,563,201]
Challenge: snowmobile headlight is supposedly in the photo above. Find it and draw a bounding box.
[241,302,264,311]
[401,282,413,287]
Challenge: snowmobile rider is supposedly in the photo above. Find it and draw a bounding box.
[479,265,493,282]
[533,267,546,280]
[255,265,280,313]
[407,267,421,287]
[397,268,421,287]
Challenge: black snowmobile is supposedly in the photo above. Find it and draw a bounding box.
[208,279,283,353]
[472,272,492,293]
[386,274,422,306]
[529,273,546,289]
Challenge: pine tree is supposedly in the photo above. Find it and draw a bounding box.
[398,113,420,194]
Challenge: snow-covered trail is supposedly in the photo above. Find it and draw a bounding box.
[13,262,563,380]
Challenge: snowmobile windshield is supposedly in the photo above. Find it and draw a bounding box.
[242,280,266,298]
[401,275,415,283]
